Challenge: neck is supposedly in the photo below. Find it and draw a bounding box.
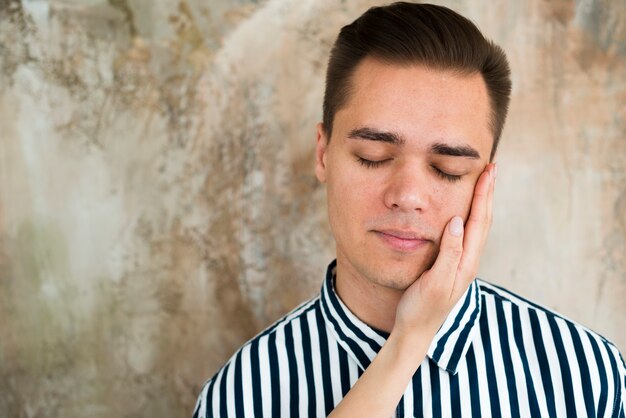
[333,258,404,334]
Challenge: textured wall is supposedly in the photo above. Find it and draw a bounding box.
[0,0,624,416]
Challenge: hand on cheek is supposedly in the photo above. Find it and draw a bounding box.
[393,163,496,338]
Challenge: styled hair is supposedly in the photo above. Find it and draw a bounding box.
[322,2,512,160]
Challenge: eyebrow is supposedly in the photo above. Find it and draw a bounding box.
[347,127,405,145]
[347,126,481,159]
[430,143,481,159]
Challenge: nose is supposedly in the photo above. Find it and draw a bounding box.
[383,165,429,212]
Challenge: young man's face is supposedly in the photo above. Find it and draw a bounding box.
[316,58,493,291]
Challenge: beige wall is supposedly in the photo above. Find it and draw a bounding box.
[0,0,624,416]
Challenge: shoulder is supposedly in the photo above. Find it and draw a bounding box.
[475,278,618,348]
[193,295,321,418]
[476,278,625,416]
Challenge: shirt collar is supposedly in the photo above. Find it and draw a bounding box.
[319,259,482,375]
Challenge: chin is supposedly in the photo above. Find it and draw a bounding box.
[361,256,434,291]
[378,275,418,291]
[336,237,439,291]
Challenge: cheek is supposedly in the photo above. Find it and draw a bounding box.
[435,183,475,221]
[329,169,376,215]
[326,166,384,230]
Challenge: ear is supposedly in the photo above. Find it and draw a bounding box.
[315,122,329,183]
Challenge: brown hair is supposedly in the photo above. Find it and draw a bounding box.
[322,2,512,160]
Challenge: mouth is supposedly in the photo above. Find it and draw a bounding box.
[373,229,431,252]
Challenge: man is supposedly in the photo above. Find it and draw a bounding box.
[194,3,625,417]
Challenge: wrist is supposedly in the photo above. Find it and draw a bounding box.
[385,327,434,369]
[391,318,439,347]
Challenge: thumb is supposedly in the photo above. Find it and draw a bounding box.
[425,216,464,297]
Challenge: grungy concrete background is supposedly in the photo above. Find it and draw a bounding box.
[0,0,624,416]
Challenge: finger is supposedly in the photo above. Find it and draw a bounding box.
[464,166,491,244]
[457,165,493,280]
[480,164,496,248]
[483,163,496,246]
[425,216,464,301]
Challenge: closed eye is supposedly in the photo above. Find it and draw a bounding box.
[356,156,391,169]
[432,165,463,183]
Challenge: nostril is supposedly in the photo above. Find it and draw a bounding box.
[383,172,428,212]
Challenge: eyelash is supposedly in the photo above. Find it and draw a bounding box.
[356,157,389,169]
[432,166,463,183]
[356,157,463,183]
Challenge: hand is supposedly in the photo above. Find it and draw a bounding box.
[328,164,496,418]
[394,163,496,338]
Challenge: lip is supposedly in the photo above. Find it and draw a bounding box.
[374,229,431,252]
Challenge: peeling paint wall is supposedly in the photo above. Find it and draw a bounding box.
[0,0,624,416]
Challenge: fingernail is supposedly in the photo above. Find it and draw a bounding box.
[493,164,498,179]
[450,216,463,236]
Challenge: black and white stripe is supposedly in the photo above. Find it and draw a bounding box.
[194,260,626,417]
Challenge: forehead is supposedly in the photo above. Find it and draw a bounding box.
[334,58,493,157]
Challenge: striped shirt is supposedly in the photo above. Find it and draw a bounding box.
[193,260,626,417]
